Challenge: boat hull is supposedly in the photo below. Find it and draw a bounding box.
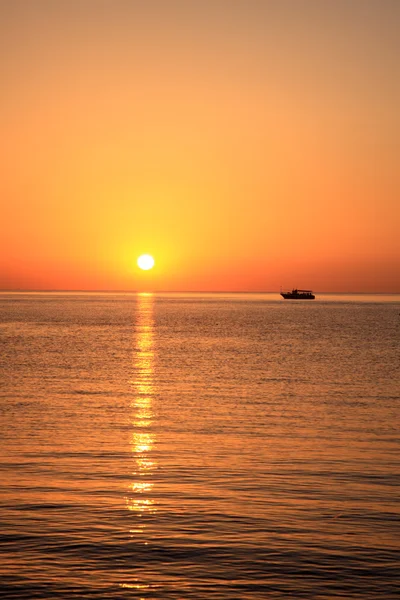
[281,292,315,300]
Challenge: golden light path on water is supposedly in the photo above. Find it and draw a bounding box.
[122,293,157,592]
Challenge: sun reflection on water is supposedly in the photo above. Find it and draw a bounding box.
[125,293,157,520]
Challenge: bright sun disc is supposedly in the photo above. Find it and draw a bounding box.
[137,254,155,270]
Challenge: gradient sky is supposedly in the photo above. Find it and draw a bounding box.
[1,0,399,292]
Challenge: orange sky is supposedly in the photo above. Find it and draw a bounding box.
[1,0,399,292]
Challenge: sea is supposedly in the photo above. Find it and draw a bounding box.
[1,292,399,599]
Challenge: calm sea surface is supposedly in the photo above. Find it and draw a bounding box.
[1,292,399,599]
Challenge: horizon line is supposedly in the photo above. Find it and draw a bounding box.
[1,289,399,295]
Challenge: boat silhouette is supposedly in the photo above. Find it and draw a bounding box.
[280,288,315,300]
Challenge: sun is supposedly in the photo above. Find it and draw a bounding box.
[137,254,155,270]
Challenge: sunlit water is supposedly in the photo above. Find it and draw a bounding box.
[1,292,399,599]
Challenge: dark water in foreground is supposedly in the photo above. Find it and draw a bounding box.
[1,292,399,599]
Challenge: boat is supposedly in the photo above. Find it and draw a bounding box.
[280,288,315,300]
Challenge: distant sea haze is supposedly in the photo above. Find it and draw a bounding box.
[1,292,399,599]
